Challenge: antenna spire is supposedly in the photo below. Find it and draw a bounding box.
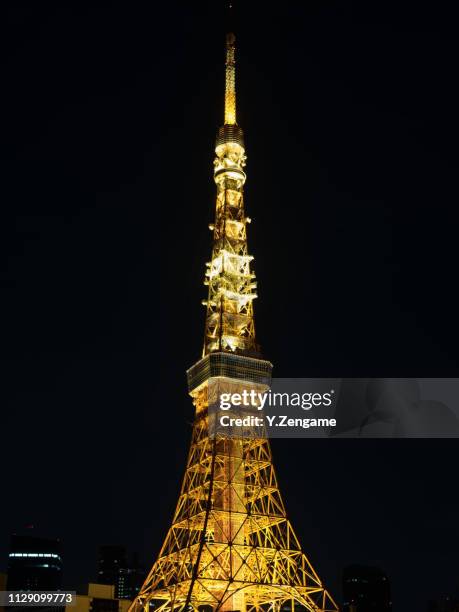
[224,32,236,125]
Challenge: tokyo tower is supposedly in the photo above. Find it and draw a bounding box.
[130,32,338,612]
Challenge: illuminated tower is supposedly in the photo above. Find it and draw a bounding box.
[131,34,338,612]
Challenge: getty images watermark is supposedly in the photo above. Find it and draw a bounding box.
[218,388,337,430]
[207,379,459,438]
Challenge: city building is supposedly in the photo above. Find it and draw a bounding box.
[6,534,62,591]
[342,565,392,612]
[97,546,126,590]
[116,554,144,601]
[67,584,131,612]
[97,547,144,600]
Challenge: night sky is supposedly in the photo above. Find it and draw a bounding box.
[2,2,459,611]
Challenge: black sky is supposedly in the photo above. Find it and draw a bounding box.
[2,2,459,611]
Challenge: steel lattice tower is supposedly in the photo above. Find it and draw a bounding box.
[130,33,338,612]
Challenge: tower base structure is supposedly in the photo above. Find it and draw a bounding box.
[130,354,338,612]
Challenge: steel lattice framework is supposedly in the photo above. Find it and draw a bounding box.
[130,33,338,612]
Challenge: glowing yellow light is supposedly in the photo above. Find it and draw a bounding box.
[225,33,237,125]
